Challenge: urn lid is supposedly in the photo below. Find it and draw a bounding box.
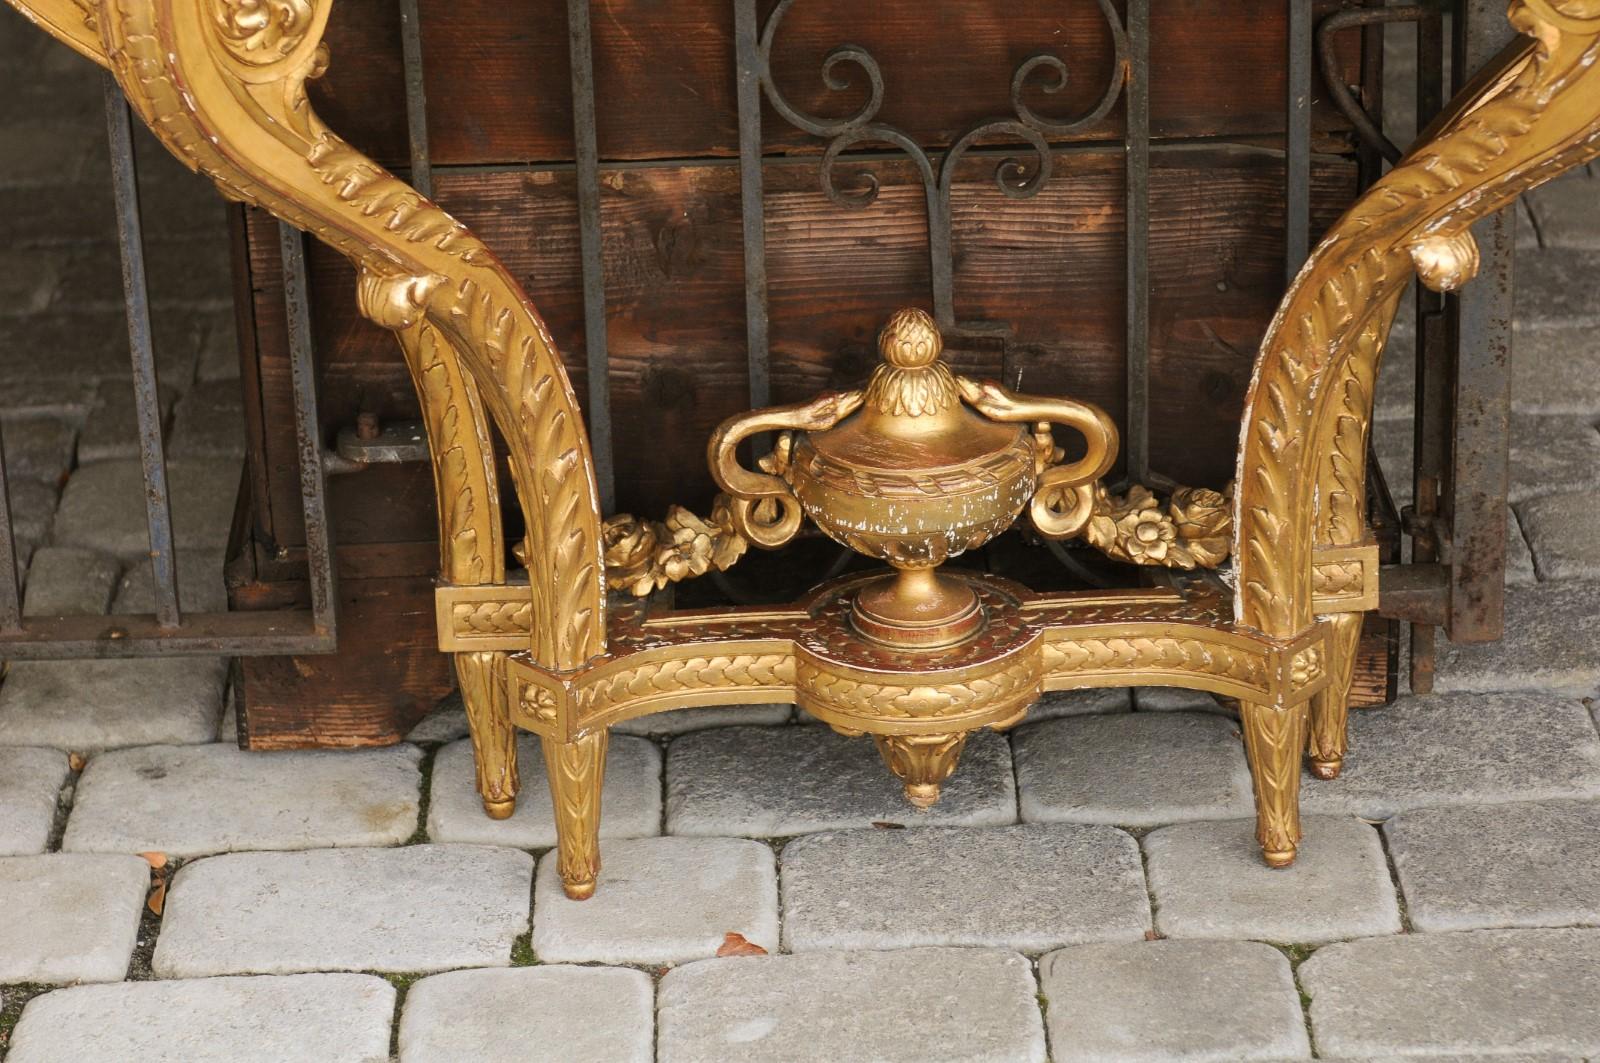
[802,308,1025,474]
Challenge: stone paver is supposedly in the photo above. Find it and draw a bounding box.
[427,732,660,848]
[657,948,1046,1063]
[63,743,422,857]
[1433,582,1600,697]
[1507,415,1600,503]
[7,974,396,1063]
[780,823,1149,952]
[614,702,791,736]
[1040,940,1311,1062]
[195,309,242,382]
[1373,415,1600,507]
[398,966,653,1063]
[20,546,119,616]
[1132,686,1229,714]
[1386,799,1600,932]
[8,476,57,549]
[0,746,68,855]
[74,379,177,464]
[1014,713,1252,827]
[1514,324,1600,415]
[405,698,470,744]
[532,836,777,964]
[1509,506,1539,584]
[0,853,148,984]
[1143,815,1401,944]
[169,379,246,459]
[0,378,96,422]
[666,725,1016,837]
[1301,928,1600,1057]
[152,844,532,977]
[0,656,225,751]
[1025,687,1131,721]
[111,549,228,614]
[1303,692,1600,819]
[51,458,239,558]
[1519,490,1600,580]
[1518,250,1600,328]
[2,415,74,482]
[1529,179,1600,250]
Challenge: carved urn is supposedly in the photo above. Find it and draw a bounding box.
[711,308,1119,648]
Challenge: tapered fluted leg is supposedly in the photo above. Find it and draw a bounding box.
[1308,613,1363,780]
[541,729,608,900]
[455,651,519,820]
[1239,699,1310,868]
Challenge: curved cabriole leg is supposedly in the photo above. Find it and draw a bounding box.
[874,732,967,809]
[455,651,518,818]
[1308,613,1363,780]
[1239,699,1309,868]
[542,730,608,900]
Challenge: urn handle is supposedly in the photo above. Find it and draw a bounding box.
[706,390,865,548]
[955,377,1120,539]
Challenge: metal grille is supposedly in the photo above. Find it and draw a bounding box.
[2,0,1517,671]
[0,77,337,659]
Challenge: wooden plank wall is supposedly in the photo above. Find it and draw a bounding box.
[230,1,1381,742]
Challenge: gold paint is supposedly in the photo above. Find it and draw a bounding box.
[14,0,1594,894]
[874,732,968,808]
[541,731,607,900]
[1082,483,1233,569]
[711,309,1118,647]
[455,652,518,819]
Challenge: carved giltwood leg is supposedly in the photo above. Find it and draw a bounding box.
[1238,700,1309,868]
[875,732,967,809]
[454,651,518,819]
[1308,613,1362,780]
[541,729,608,900]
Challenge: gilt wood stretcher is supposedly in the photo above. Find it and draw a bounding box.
[11,0,1600,900]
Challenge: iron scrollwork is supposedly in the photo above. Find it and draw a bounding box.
[757,0,1128,336]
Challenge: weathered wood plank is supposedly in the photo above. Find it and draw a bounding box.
[246,144,1354,526]
[311,0,1365,166]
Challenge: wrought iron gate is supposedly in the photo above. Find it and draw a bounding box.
[0,0,1517,690]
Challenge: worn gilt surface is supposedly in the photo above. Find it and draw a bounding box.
[15,0,1600,896]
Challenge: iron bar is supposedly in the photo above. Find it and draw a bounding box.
[0,610,336,659]
[1285,0,1313,282]
[566,0,615,513]
[0,422,20,634]
[1315,6,1435,166]
[1377,563,1450,626]
[1124,0,1151,485]
[277,223,339,637]
[1408,9,1450,692]
[104,74,182,630]
[397,0,433,198]
[1444,0,1517,645]
[733,0,771,411]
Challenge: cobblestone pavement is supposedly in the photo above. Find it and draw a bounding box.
[6,13,1600,1063]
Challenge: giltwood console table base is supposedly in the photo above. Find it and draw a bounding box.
[12,0,1600,901]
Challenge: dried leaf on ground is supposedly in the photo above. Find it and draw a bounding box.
[716,932,768,957]
[139,851,168,870]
